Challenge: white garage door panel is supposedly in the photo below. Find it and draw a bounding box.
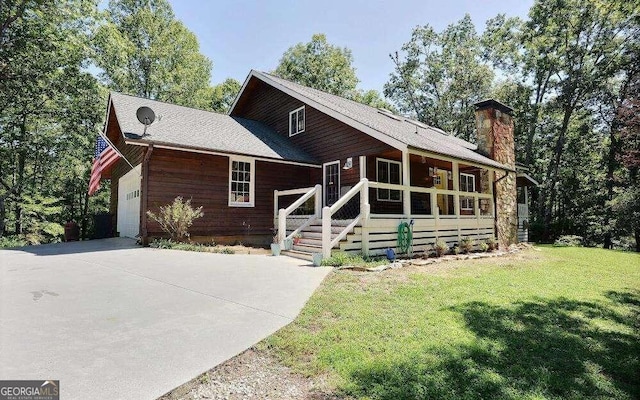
[117,165,142,238]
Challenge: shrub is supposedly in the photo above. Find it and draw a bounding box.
[146,197,204,242]
[453,245,461,255]
[321,252,384,267]
[149,238,174,249]
[218,247,235,254]
[434,239,449,257]
[479,242,489,252]
[486,237,498,251]
[0,235,28,248]
[460,237,475,253]
[553,235,584,247]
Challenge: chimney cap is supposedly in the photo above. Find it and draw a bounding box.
[474,99,514,115]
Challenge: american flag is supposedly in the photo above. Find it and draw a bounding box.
[88,136,121,195]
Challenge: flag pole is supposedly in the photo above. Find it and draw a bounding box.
[99,131,135,170]
[98,97,136,171]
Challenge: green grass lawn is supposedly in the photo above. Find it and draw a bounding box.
[263,247,640,399]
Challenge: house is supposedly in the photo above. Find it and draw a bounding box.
[101,69,533,262]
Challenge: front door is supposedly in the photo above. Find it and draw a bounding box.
[323,161,340,206]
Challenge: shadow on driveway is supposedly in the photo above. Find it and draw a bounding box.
[2,237,138,256]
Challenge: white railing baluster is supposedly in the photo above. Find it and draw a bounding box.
[275,185,322,247]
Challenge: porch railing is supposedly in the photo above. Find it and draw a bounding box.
[517,203,528,218]
[368,181,494,219]
[275,185,322,246]
[322,178,369,257]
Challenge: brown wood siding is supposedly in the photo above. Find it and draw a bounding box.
[145,148,315,241]
[106,106,144,233]
[232,78,394,189]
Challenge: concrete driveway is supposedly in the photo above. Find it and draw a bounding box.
[0,239,331,400]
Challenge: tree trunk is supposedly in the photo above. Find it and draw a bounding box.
[635,228,640,253]
[80,189,89,240]
[0,197,5,237]
[14,115,27,235]
[542,107,573,240]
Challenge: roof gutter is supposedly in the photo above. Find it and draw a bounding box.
[123,139,322,168]
[406,146,515,173]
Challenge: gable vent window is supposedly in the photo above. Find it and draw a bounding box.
[289,106,305,136]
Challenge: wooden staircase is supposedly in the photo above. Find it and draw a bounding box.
[282,219,360,262]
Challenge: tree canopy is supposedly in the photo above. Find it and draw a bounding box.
[1,0,639,251]
[274,33,359,97]
[384,14,493,142]
[93,0,212,108]
[274,33,395,110]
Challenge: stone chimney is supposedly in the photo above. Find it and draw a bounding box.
[474,99,517,248]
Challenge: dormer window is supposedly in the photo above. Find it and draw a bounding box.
[289,106,305,136]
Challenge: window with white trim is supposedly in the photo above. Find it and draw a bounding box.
[229,157,255,207]
[376,158,402,201]
[289,106,305,136]
[460,173,476,211]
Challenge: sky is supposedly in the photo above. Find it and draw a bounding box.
[168,0,534,93]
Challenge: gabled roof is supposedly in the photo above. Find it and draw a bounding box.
[108,92,317,164]
[232,70,513,171]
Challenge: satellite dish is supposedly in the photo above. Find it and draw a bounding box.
[136,106,155,134]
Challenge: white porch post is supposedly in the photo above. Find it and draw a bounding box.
[359,155,366,179]
[314,184,322,218]
[322,207,332,258]
[273,189,279,228]
[452,161,460,216]
[402,150,411,217]
[360,178,370,255]
[452,161,460,241]
[278,208,286,246]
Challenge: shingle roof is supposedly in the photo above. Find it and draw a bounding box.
[109,92,317,164]
[251,71,512,170]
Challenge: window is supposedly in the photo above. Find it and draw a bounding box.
[460,173,476,211]
[376,158,401,201]
[229,157,255,207]
[289,106,305,136]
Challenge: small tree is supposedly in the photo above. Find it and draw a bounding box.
[434,239,449,257]
[460,237,475,254]
[146,197,204,242]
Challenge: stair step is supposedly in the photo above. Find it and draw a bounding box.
[308,219,357,227]
[303,225,346,234]
[298,238,322,246]
[299,231,337,240]
[293,243,324,253]
[281,250,314,262]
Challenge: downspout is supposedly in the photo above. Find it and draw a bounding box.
[140,144,154,246]
[493,171,509,241]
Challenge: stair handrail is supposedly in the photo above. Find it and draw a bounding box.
[322,178,369,258]
[278,184,322,246]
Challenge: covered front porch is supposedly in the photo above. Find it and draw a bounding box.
[274,148,500,261]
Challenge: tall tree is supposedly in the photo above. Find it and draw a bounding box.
[0,0,105,240]
[483,0,639,241]
[209,78,241,113]
[611,47,640,250]
[274,33,359,97]
[384,14,493,142]
[93,0,212,108]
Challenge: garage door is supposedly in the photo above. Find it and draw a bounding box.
[117,165,141,238]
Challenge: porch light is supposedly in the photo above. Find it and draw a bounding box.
[343,157,353,170]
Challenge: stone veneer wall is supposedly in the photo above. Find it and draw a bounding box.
[476,107,518,248]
